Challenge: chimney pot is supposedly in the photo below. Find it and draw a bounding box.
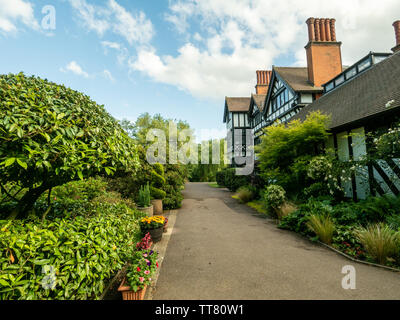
[320,19,326,41]
[330,19,337,41]
[325,19,332,41]
[307,18,316,42]
[315,18,321,41]
[393,20,400,47]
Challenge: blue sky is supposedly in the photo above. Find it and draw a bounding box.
[1,0,399,141]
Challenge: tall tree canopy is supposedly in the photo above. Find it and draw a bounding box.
[0,73,140,218]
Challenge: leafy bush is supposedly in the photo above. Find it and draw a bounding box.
[307,214,335,245]
[263,185,286,211]
[278,199,332,236]
[216,170,226,187]
[256,112,330,195]
[354,223,400,265]
[0,73,139,218]
[0,206,142,300]
[52,177,108,202]
[235,186,254,204]
[219,168,251,192]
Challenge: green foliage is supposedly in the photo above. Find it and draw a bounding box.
[150,164,166,200]
[0,206,141,300]
[137,184,151,208]
[354,223,400,265]
[189,139,226,182]
[0,73,139,217]
[52,177,107,202]
[307,214,335,245]
[256,112,330,195]
[263,185,286,210]
[278,199,333,236]
[217,168,251,192]
[235,186,254,204]
[216,170,226,187]
[126,250,158,293]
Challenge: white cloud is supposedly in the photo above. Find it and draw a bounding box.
[69,0,154,45]
[103,69,115,82]
[60,61,89,78]
[131,0,400,100]
[0,0,39,33]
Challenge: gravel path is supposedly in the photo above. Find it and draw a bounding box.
[152,182,400,300]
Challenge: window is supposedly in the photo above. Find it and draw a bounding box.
[345,67,356,80]
[233,113,239,127]
[335,75,345,86]
[358,58,371,72]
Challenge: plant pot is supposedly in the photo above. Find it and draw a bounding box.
[146,226,163,243]
[137,205,153,217]
[118,278,147,300]
[151,199,163,215]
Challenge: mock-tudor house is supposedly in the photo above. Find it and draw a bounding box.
[223,97,251,165]
[262,18,343,129]
[249,71,271,145]
[292,21,400,200]
[223,18,400,196]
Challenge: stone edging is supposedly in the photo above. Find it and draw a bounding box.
[145,209,178,300]
[317,241,400,273]
[244,202,400,274]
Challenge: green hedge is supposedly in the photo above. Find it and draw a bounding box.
[216,168,251,192]
[0,205,141,300]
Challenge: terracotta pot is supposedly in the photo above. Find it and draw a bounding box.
[147,226,163,243]
[118,278,147,300]
[137,205,153,217]
[151,199,163,215]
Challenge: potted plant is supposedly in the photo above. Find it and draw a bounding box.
[139,215,166,243]
[163,217,169,233]
[136,232,153,251]
[118,249,159,300]
[150,164,166,215]
[136,183,153,216]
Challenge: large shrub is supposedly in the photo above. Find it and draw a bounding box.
[256,112,330,195]
[0,205,142,300]
[0,73,139,218]
[150,164,167,200]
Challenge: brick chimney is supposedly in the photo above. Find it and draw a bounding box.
[392,20,400,53]
[305,18,343,87]
[255,70,272,95]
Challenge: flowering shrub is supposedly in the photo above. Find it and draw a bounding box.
[136,233,153,251]
[126,249,159,292]
[373,125,400,159]
[307,156,332,181]
[139,216,166,231]
[263,185,286,210]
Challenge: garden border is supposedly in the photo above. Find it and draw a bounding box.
[317,241,400,273]
[242,202,400,274]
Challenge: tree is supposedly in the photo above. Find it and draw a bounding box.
[256,112,330,195]
[0,73,140,218]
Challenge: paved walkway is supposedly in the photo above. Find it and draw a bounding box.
[152,183,400,300]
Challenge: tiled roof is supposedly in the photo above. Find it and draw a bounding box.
[225,97,251,112]
[292,51,400,130]
[274,67,323,93]
[251,94,267,112]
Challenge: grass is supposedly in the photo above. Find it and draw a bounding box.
[307,214,335,245]
[247,200,269,215]
[235,187,253,204]
[354,223,399,265]
[208,182,223,188]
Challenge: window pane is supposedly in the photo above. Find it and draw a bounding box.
[234,113,239,127]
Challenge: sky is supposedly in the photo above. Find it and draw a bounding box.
[0,0,399,142]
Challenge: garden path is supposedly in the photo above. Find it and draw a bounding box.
[151,183,400,300]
